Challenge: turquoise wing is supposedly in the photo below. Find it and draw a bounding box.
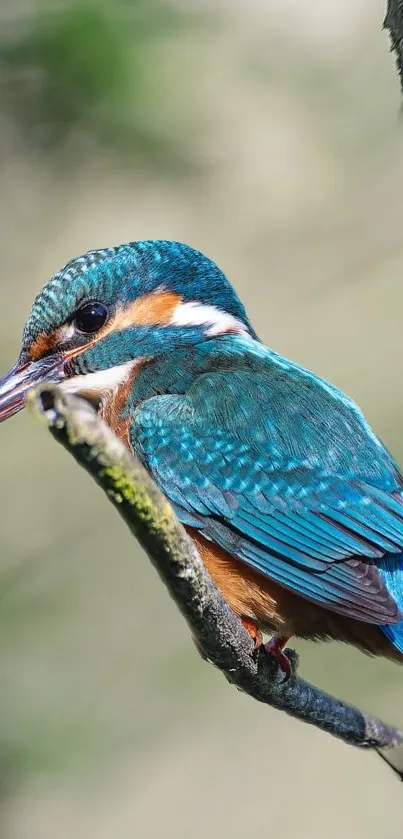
[131,368,403,625]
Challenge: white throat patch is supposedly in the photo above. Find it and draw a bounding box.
[59,360,134,397]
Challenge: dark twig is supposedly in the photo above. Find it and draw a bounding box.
[28,385,403,778]
[384,0,403,93]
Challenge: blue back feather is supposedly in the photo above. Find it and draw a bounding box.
[129,337,403,634]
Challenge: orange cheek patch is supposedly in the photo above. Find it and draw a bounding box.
[29,331,59,360]
[113,290,183,330]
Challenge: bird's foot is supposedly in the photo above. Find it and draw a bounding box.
[241,616,264,650]
[264,635,298,681]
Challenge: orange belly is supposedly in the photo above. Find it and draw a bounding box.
[187,528,403,663]
[188,528,289,635]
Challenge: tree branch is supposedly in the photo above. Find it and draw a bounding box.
[28,384,403,779]
[384,0,403,92]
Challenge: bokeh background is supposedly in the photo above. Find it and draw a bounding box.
[0,1,402,836]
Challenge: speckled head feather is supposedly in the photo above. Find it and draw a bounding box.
[0,239,256,427]
[23,240,256,349]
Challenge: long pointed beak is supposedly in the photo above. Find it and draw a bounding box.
[0,355,66,422]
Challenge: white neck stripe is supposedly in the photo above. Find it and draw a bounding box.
[171,300,250,337]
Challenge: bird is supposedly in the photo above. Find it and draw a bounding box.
[1,239,403,676]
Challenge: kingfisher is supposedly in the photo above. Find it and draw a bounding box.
[1,239,403,675]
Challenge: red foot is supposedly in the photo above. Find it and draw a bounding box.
[241,617,263,648]
[264,635,293,679]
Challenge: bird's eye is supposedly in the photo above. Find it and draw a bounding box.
[73,302,108,334]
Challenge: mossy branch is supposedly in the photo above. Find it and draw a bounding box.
[28,384,403,780]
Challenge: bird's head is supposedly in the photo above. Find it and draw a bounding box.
[0,240,255,421]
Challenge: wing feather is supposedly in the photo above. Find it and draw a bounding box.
[132,364,403,625]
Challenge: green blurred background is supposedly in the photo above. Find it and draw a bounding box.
[0,0,402,836]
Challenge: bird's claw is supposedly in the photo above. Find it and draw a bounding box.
[264,636,299,681]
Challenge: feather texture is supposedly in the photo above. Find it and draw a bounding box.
[130,338,403,634]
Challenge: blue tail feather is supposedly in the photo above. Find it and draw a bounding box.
[379,553,403,654]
